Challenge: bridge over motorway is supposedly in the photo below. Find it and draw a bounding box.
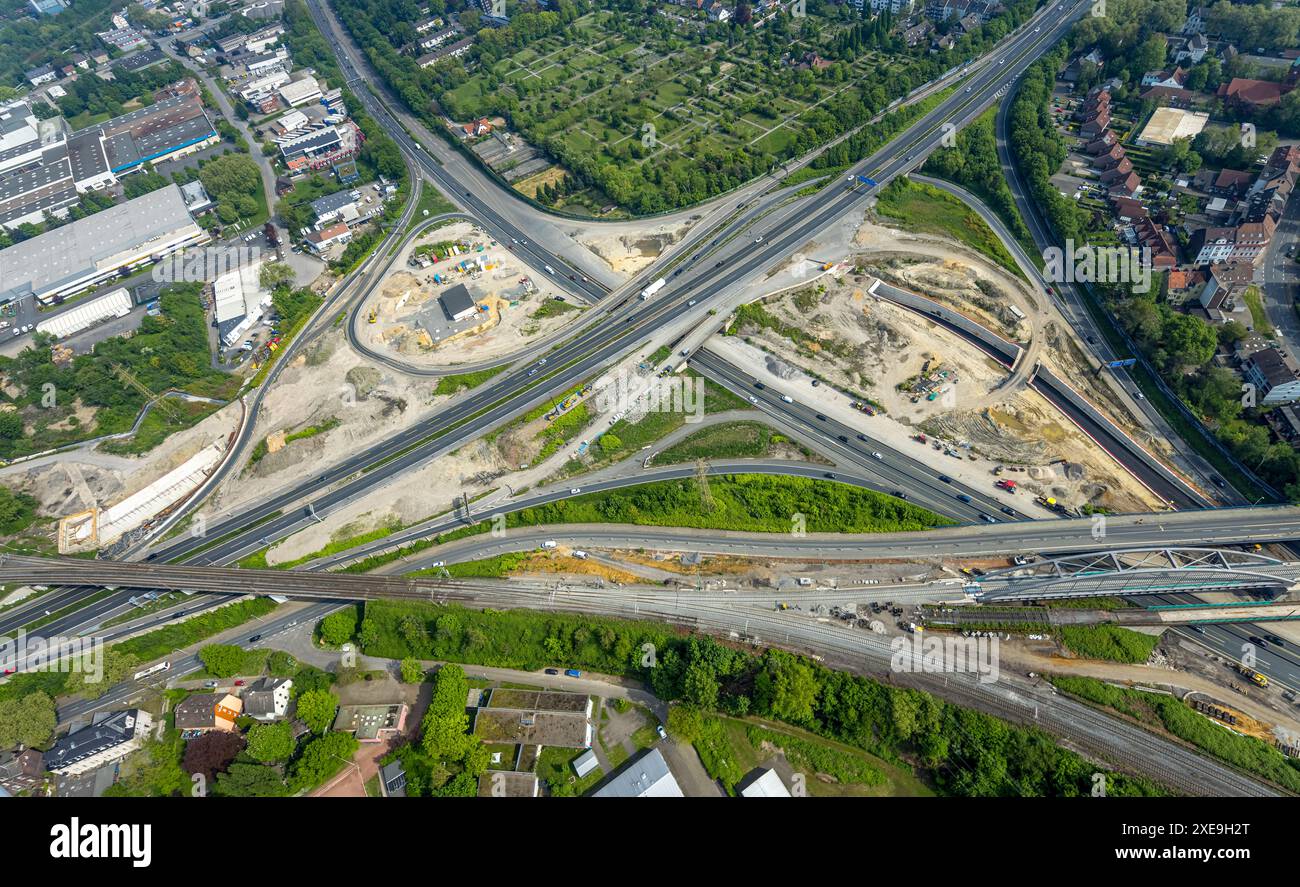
[7,544,1300,606]
[971,547,1300,601]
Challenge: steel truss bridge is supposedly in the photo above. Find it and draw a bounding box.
[971,547,1300,601]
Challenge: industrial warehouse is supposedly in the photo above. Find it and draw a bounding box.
[0,80,217,231]
[0,184,207,305]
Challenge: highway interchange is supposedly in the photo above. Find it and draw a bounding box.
[8,0,1300,797]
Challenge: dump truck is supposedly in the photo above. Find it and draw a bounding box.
[1237,664,1269,687]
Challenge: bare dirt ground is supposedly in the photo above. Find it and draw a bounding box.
[576,219,692,276]
[0,402,241,527]
[356,221,585,367]
[716,261,1165,513]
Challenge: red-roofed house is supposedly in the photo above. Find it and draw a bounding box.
[1218,78,1292,110]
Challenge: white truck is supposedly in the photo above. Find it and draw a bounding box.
[640,277,666,301]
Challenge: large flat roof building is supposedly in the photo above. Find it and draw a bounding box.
[593,748,683,798]
[0,184,206,305]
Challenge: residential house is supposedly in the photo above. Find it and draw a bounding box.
[174,693,243,733]
[1107,171,1142,198]
[1079,115,1110,139]
[26,65,57,86]
[1189,226,1237,264]
[902,22,933,47]
[1218,78,1292,111]
[1197,263,1246,312]
[243,677,293,721]
[1131,217,1179,269]
[1110,196,1149,222]
[1094,143,1127,170]
[1140,68,1186,89]
[1176,32,1209,64]
[0,749,44,795]
[46,710,153,776]
[1210,169,1255,200]
[1085,132,1116,155]
[1242,347,1300,405]
[1100,159,1135,183]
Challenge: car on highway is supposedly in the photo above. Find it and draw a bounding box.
[892,490,907,500]
[956,494,973,503]
[838,435,848,443]
[688,300,696,306]
[870,451,883,460]
[748,395,759,404]
[815,413,827,421]
[1248,635,1266,646]
[823,472,836,479]
[856,434,867,442]
[754,382,765,389]
[754,236,763,243]
[247,634,262,643]
[1000,506,1016,516]
[569,488,581,495]
[528,369,538,376]
[979,514,996,523]
[429,561,445,568]
[1265,634,1284,646]
[939,475,952,483]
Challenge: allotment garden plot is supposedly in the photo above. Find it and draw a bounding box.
[441,11,920,214]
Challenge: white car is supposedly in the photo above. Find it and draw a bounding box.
[430,561,445,568]
[0,321,9,330]
[870,452,884,460]
[754,235,763,243]
[569,488,581,495]
[687,300,696,306]
[781,395,793,403]
[656,725,668,741]
[748,395,759,404]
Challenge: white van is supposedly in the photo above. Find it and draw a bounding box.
[542,540,558,550]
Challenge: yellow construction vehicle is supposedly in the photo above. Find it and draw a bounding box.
[1237,664,1269,687]
[367,310,377,324]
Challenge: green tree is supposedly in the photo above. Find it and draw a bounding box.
[198,644,246,678]
[246,721,295,762]
[0,692,56,749]
[296,688,338,734]
[319,610,357,646]
[400,657,425,683]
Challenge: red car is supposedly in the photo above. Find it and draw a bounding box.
[234,679,246,687]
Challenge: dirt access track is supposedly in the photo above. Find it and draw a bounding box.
[717,216,1168,514]
[355,221,588,368]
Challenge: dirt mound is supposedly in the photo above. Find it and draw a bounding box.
[345,366,383,401]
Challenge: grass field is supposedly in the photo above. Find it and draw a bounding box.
[874,178,1025,279]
